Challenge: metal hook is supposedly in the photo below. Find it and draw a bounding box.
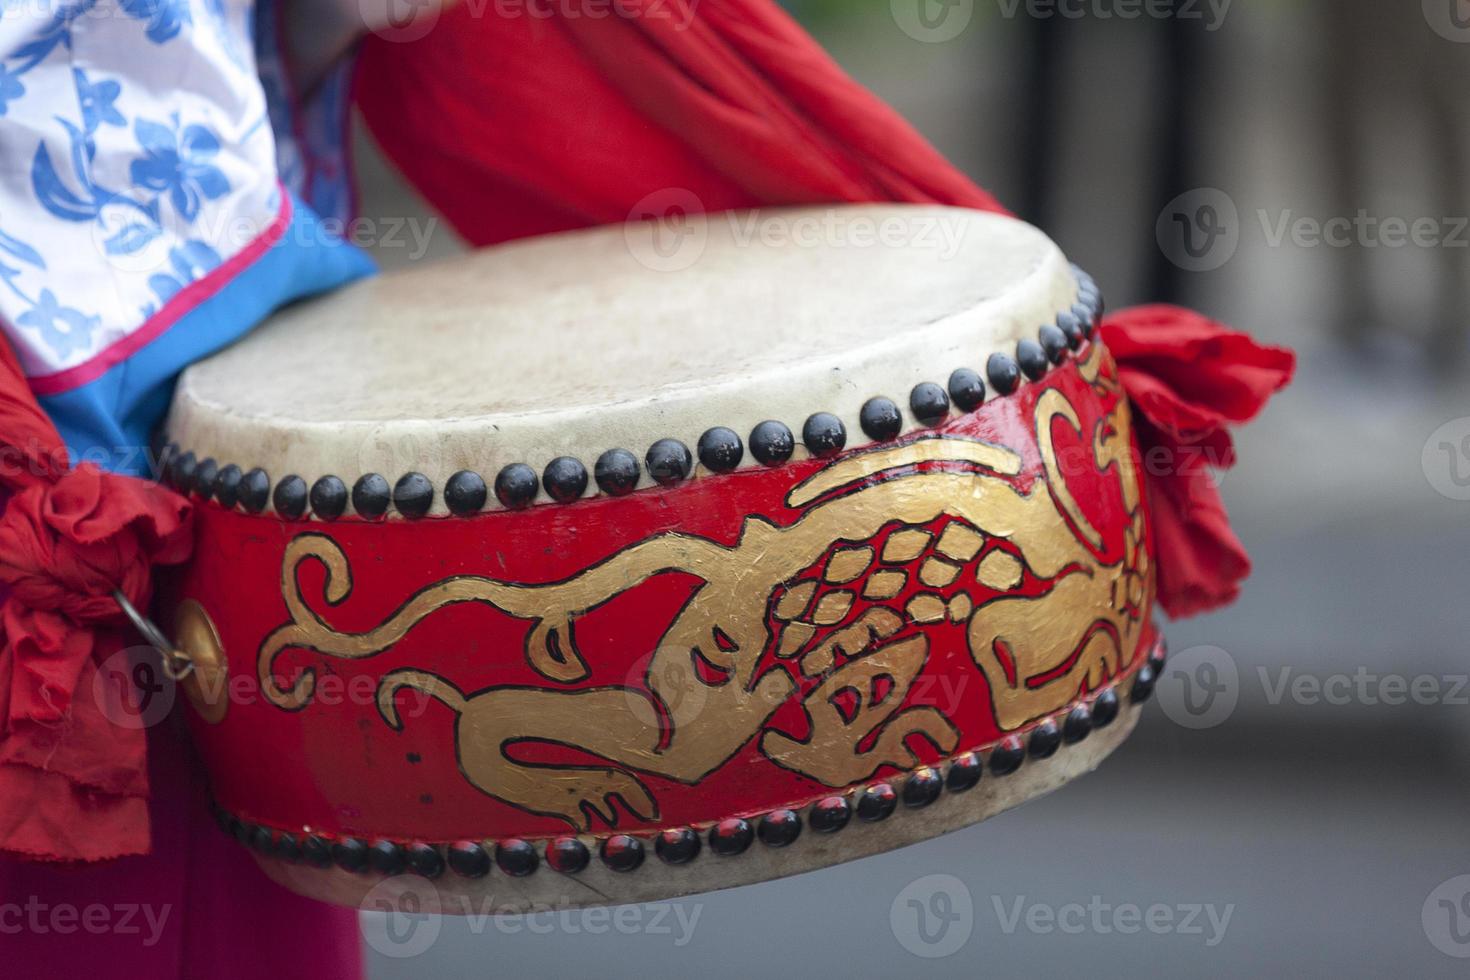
[112,590,195,682]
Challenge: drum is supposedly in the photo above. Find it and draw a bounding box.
[157,204,1164,913]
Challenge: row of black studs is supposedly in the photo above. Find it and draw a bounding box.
[164,274,1103,518]
[215,636,1158,880]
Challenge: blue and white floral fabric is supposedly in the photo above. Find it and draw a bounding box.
[0,0,371,469]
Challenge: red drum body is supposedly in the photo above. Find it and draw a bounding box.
[158,206,1163,910]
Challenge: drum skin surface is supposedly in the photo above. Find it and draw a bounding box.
[157,206,1161,909]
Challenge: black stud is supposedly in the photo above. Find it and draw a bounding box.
[802,412,847,457]
[946,752,983,793]
[757,809,802,847]
[750,420,795,466]
[310,475,348,520]
[1056,312,1084,350]
[247,826,274,854]
[1072,303,1096,337]
[194,458,218,501]
[393,472,434,518]
[808,796,852,833]
[1038,325,1069,364]
[496,838,539,877]
[1076,302,1099,333]
[988,737,1025,776]
[1063,704,1093,744]
[543,457,588,503]
[1028,719,1062,759]
[494,463,539,509]
[546,836,590,874]
[1016,339,1049,381]
[407,842,445,878]
[857,783,897,821]
[171,451,197,493]
[1076,267,1097,290]
[986,352,1021,396]
[240,468,271,514]
[274,832,302,863]
[1148,640,1168,676]
[444,470,488,515]
[1092,688,1121,728]
[447,841,491,878]
[594,449,641,496]
[948,368,986,412]
[1131,664,1157,703]
[709,818,754,856]
[655,828,701,865]
[697,427,744,473]
[600,834,646,872]
[302,835,333,869]
[273,475,308,519]
[909,383,950,427]
[646,439,693,486]
[860,397,902,442]
[367,839,406,875]
[352,474,391,519]
[902,768,943,808]
[215,464,243,509]
[231,819,253,846]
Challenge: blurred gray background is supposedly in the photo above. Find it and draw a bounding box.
[356,1,1470,975]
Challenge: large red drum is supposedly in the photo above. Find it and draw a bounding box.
[157,205,1163,912]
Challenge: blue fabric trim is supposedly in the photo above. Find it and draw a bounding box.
[41,195,375,476]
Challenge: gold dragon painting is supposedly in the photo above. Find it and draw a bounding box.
[257,349,1151,830]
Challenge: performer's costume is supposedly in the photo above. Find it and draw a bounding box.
[0,1,1293,975]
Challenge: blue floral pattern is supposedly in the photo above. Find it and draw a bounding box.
[118,0,193,44]
[0,64,24,115]
[129,116,231,221]
[74,68,124,132]
[0,0,291,370]
[16,289,100,359]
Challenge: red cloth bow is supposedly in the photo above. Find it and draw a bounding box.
[0,339,193,862]
[1100,306,1295,618]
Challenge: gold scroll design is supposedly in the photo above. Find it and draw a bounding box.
[258,391,1147,830]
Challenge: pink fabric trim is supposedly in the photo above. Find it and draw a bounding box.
[27,189,294,397]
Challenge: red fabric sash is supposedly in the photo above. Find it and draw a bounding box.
[0,339,193,862]
[353,0,1004,245]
